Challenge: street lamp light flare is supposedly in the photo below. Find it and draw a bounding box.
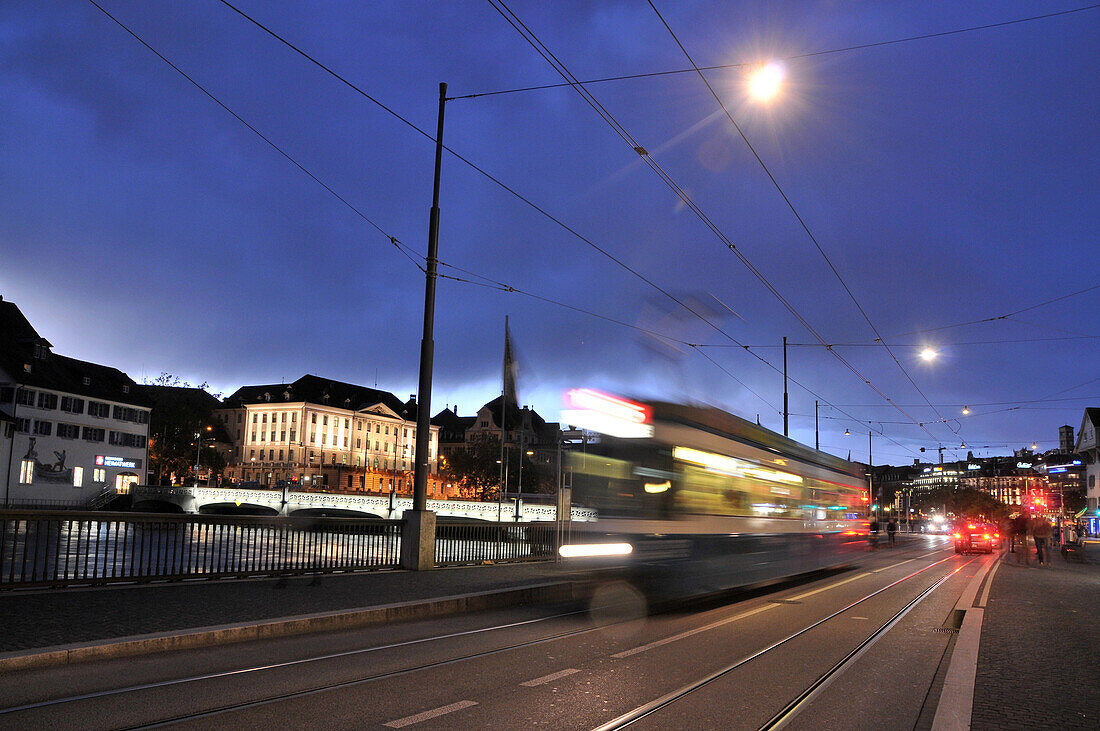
[748,62,784,102]
[962,406,970,415]
[919,348,937,362]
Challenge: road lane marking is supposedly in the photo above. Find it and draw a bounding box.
[788,572,870,601]
[612,604,776,658]
[384,700,478,728]
[873,558,915,573]
[520,668,581,686]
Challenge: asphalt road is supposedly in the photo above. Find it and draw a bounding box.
[0,535,988,730]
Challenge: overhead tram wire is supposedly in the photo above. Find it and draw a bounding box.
[454,3,1100,100]
[85,0,426,276]
[88,0,778,416]
[697,335,1100,348]
[89,0,787,420]
[488,0,941,450]
[646,0,961,443]
[215,0,907,445]
[873,283,1100,340]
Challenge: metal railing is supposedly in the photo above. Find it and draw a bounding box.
[0,510,402,588]
[435,521,558,566]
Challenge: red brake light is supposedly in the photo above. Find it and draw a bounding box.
[967,523,977,529]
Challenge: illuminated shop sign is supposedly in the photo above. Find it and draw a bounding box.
[967,464,980,470]
[1016,462,1032,469]
[96,455,138,469]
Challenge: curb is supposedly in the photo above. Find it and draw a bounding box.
[0,581,580,672]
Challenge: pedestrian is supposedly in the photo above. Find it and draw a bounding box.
[1031,516,1053,566]
[869,517,880,550]
[887,517,897,547]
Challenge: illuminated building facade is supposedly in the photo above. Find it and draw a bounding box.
[214,375,446,498]
[0,297,150,505]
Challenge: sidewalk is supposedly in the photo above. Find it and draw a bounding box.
[0,562,573,658]
[971,542,1100,729]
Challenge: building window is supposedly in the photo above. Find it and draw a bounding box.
[311,413,316,424]
[251,431,257,441]
[343,437,348,447]
[109,431,125,446]
[323,415,328,426]
[34,420,52,436]
[253,413,258,424]
[292,413,297,423]
[57,423,80,439]
[289,429,296,442]
[375,424,380,433]
[73,466,84,487]
[93,468,106,483]
[16,389,36,406]
[60,396,84,414]
[262,413,267,424]
[237,413,242,424]
[14,417,30,432]
[356,438,361,449]
[19,460,34,484]
[278,449,284,461]
[250,449,255,459]
[122,384,130,394]
[88,401,109,418]
[82,376,91,386]
[82,427,105,442]
[288,449,295,461]
[321,434,327,446]
[280,431,286,442]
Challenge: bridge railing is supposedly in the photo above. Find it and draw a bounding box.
[435,521,558,566]
[0,510,402,588]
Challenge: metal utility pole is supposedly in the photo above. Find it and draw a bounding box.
[814,400,819,451]
[782,337,789,437]
[412,81,447,511]
[404,82,447,571]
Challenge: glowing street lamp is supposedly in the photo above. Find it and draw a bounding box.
[962,405,970,415]
[747,62,784,102]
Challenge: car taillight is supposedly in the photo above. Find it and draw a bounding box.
[953,533,962,539]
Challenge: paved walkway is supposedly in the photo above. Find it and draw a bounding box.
[972,541,1100,729]
[0,562,565,652]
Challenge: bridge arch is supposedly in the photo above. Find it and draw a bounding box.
[199,502,280,516]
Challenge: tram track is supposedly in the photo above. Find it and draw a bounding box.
[1,543,961,729]
[592,552,976,731]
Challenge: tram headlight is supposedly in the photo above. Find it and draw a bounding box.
[558,542,633,558]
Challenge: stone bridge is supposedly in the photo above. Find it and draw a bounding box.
[131,485,597,523]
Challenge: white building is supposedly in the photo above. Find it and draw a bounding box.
[214,375,445,497]
[1075,408,1100,514]
[0,296,150,505]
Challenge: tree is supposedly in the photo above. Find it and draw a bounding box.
[442,438,503,501]
[142,373,223,485]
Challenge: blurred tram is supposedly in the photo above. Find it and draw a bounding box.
[559,390,869,602]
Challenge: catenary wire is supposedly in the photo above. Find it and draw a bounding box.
[645,0,960,444]
[217,0,918,455]
[88,0,783,418]
[85,0,426,276]
[454,4,1100,99]
[488,0,937,451]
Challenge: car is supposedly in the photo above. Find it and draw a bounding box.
[953,521,1000,554]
